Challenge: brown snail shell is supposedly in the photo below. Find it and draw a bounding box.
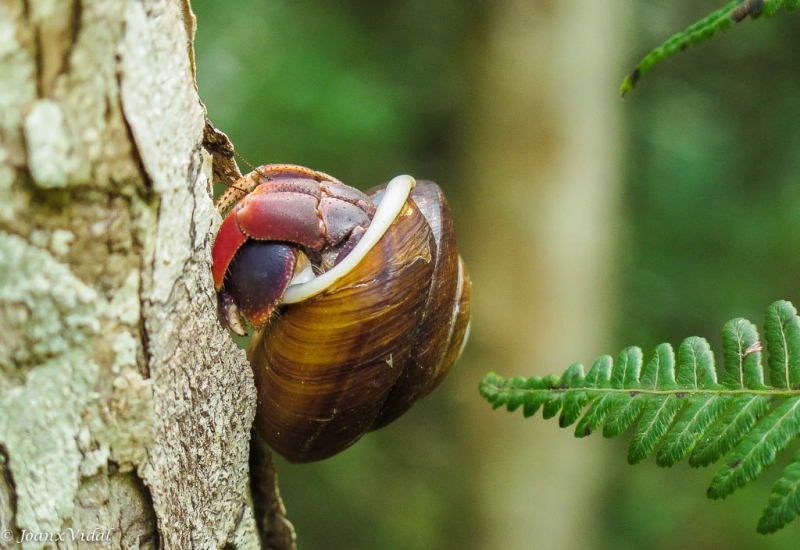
[248,177,471,463]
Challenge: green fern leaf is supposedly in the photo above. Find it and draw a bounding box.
[602,348,645,437]
[676,336,719,388]
[479,300,800,533]
[602,393,646,439]
[721,318,768,390]
[574,394,617,438]
[559,364,590,427]
[653,338,724,466]
[656,395,731,467]
[640,343,678,391]
[764,301,800,389]
[570,356,612,437]
[542,394,564,420]
[708,397,800,499]
[689,394,771,467]
[759,450,800,533]
[627,344,685,464]
[620,0,800,97]
[559,391,589,428]
[628,394,685,464]
[610,346,644,389]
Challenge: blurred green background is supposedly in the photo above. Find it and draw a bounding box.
[193,1,800,548]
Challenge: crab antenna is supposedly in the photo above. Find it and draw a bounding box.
[235,150,257,173]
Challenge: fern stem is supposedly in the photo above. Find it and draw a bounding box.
[620,0,800,96]
[483,383,800,399]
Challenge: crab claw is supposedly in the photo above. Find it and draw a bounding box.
[211,164,377,334]
[212,211,249,291]
[217,241,298,335]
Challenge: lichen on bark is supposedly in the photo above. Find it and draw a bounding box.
[0,0,292,548]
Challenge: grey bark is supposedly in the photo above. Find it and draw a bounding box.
[0,0,293,548]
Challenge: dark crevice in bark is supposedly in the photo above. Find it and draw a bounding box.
[115,59,151,195]
[115,62,155,382]
[32,29,43,96]
[137,266,153,380]
[27,0,84,97]
[186,143,204,258]
[224,503,248,550]
[125,472,160,550]
[0,445,20,550]
[20,0,43,98]
[62,0,83,80]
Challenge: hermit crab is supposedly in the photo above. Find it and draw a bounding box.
[212,164,471,462]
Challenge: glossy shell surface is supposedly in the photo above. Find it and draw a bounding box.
[247,181,471,462]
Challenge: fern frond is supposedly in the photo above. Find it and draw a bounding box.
[479,300,800,533]
[759,449,800,533]
[620,0,800,97]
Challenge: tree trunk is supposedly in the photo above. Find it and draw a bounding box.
[0,0,292,548]
[460,1,626,548]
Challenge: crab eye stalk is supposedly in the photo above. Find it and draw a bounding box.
[211,164,471,462]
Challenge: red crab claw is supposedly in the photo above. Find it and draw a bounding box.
[219,241,298,335]
[211,166,375,335]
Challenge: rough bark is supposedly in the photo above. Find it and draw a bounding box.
[0,0,293,548]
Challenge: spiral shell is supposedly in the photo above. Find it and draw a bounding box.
[248,177,471,462]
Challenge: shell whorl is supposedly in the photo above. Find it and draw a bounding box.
[248,178,471,462]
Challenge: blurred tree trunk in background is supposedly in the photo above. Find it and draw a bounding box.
[0,1,290,548]
[459,1,626,548]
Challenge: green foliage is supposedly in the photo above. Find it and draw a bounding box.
[480,300,800,534]
[620,0,800,96]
